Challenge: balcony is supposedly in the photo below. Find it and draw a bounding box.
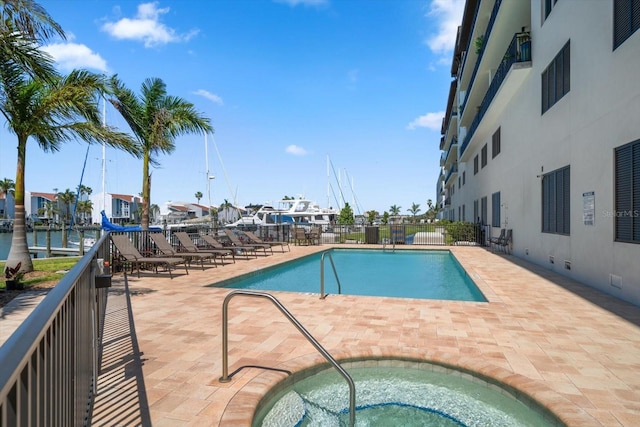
[445,163,459,186]
[444,137,459,167]
[459,31,532,159]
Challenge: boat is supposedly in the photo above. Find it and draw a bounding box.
[226,198,337,230]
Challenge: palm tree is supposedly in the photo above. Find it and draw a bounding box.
[1,69,140,273]
[37,201,56,223]
[407,203,421,223]
[56,188,75,224]
[0,0,63,89]
[76,199,93,224]
[0,178,15,218]
[78,184,92,200]
[219,198,234,223]
[108,76,213,230]
[195,191,203,204]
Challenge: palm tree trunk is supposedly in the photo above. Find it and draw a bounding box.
[141,153,150,231]
[6,137,34,273]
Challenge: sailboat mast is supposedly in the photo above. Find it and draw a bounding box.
[102,99,106,215]
[326,155,330,209]
[205,133,212,210]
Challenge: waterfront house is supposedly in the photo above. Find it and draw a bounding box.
[438,0,640,305]
[90,192,141,225]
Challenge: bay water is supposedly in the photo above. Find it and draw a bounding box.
[0,230,95,261]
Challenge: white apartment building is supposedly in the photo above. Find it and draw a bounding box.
[439,0,640,305]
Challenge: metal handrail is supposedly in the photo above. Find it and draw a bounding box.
[320,250,342,299]
[219,290,356,426]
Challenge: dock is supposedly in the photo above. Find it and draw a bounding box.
[28,246,86,258]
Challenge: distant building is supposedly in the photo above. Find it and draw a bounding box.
[28,192,57,224]
[0,192,15,219]
[438,0,640,305]
[90,192,141,225]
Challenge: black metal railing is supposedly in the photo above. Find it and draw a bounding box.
[460,31,532,157]
[0,235,111,426]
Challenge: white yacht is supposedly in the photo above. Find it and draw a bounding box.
[226,198,337,230]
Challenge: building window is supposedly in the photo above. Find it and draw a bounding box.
[492,192,501,227]
[462,171,466,185]
[614,0,640,50]
[492,128,501,158]
[458,206,461,221]
[543,0,559,20]
[542,165,570,235]
[474,155,479,174]
[458,176,461,189]
[462,204,466,222]
[474,199,479,223]
[615,140,640,243]
[542,41,570,114]
[481,144,488,168]
[481,196,488,225]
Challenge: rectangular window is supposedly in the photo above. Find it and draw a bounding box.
[492,192,501,227]
[481,196,488,225]
[462,204,466,222]
[542,166,570,234]
[473,199,479,223]
[614,0,640,49]
[458,176,461,189]
[615,139,640,243]
[481,144,488,168]
[541,41,570,114]
[544,0,558,20]
[492,128,501,158]
[462,171,466,185]
[474,155,479,175]
[458,206,461,221]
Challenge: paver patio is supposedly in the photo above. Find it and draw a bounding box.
[79,244,640,425]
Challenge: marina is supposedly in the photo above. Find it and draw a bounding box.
[0,227,99,260]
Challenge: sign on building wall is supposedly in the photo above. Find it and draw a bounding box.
[583,191,595,226]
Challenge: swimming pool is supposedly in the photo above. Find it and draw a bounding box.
[255,359,559,426]
[218,249,486,302]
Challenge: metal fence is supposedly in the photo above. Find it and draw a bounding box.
[0,235,111,426]
[155,222,488,247]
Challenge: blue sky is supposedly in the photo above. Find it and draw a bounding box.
[0,0,464,215]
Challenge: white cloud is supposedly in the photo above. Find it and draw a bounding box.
[42,42,108,72]
[406,111,444,131]
[101,2,199,48]
[274,0,328,6]
[193,89,224,106]
[425,0,465,55]
[285,145,308,155]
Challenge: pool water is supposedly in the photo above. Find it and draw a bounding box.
[255,364,557,427]
[221,249,486,302]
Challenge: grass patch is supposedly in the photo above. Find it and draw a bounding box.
[1,257,81,290]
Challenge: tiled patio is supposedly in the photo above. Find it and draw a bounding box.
[86,244,640,426]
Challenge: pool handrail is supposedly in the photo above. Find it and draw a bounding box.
[320,250,342,299]
[219,289,356,427]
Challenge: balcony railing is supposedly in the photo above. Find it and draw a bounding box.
[460,31,531,157]
[460,0,504,115]
[445,163,458,185]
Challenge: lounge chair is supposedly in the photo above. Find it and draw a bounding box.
[173,232,236,264]
[241,230,290,252]
[223,229,271,256]
[148,232,216,270]
[294,227,310,246]
[110,234,188,278]
[489,229,505,251]
[200,234,250,259]
[496,229,512,253]
[307,226,321,245]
